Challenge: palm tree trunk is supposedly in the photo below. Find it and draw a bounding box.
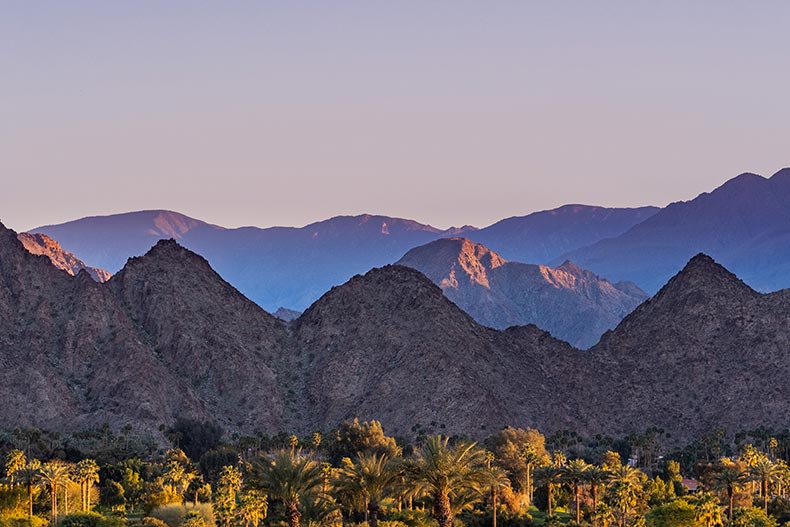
[492,488,498,527]
[575,483,581,524]
[369,500,380,527]
[728,487,734,520]
[763,479,769,512]
[286,501,301,527]
[51,483,58,526]
[527,464,533,506]
[592,484,598,511]
[547,483,553,518]
[433,491,453,527]
[28,482,33,520]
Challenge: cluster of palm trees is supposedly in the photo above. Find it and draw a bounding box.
[710,450,790,519]
[246,436,507,527]
[4,450,100,525]
[532,455,642,527]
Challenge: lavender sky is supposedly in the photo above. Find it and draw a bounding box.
[2,2,789,231]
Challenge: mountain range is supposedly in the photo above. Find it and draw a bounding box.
[31,206,654,313]
[561,167,790,293]
[396,238,646,348]
[4,216,790,443]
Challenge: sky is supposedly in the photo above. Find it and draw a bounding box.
[2,1,789,232]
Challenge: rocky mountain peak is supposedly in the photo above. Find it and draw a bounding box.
[17,232,111,282]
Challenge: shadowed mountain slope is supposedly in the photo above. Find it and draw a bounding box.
[590,254,790,435]
[294,264,587,435]
[397,238,647,348]
[6,217,790,443]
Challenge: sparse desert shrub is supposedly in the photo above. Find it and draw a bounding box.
[149,504,215,527]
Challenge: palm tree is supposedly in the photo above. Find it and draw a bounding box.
[481,456,510,527]
[563,459,590,524]
[694,493,723,527]
[748,459,781,513]
[518,444,541,507]
[250,450,324,527]
[534,465,564,518]
[4,449,26,486]
[712,461,745,520]
[607,465,640,527]
[583,465,612,513]
[75,459,100,512]
[407,435,487,527]
[14,459,41,520]
[165,460,196,499]
[39,460,71,526]
[335,453,400,527]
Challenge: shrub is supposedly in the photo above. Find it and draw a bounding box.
[59,512,125,527]
[0,515,48,527]
[149,504,215,527]
[388,511,434,527]
[645,500,696,527]
[731,508,778,527]
[140,519,169,527]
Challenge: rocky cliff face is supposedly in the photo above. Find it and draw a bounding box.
[17,232,111,282]
[397,238,647,348]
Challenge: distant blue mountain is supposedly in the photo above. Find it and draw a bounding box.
[33,205,652,312]
[560,168,790,293]
[467,204,660,264]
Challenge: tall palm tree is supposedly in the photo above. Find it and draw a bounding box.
[14,460,41,520]
[407,435,487,527]
[534,465,564,518]
[518,444,541,507]
[748,459,781,513]
[39,461,71,526]
[75,459,100,512]
[481,457,510,527]
[712,461,745,520]
[335,453,400,527]
[607,465,640,527]
[583,465,612,513]
[563,459,590,524]
[251,450,324,527]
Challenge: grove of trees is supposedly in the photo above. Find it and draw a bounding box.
[2,420,790,527]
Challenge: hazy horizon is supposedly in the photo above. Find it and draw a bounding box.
[3,2,789,231]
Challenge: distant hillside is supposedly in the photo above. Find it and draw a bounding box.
[561,168,790,293]
[397,238,646,348]
[33,206,660,312]
[467,205,660,264]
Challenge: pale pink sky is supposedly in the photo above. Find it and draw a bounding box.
[2,2,789,231]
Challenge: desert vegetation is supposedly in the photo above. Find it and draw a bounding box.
[2,420,790,527]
